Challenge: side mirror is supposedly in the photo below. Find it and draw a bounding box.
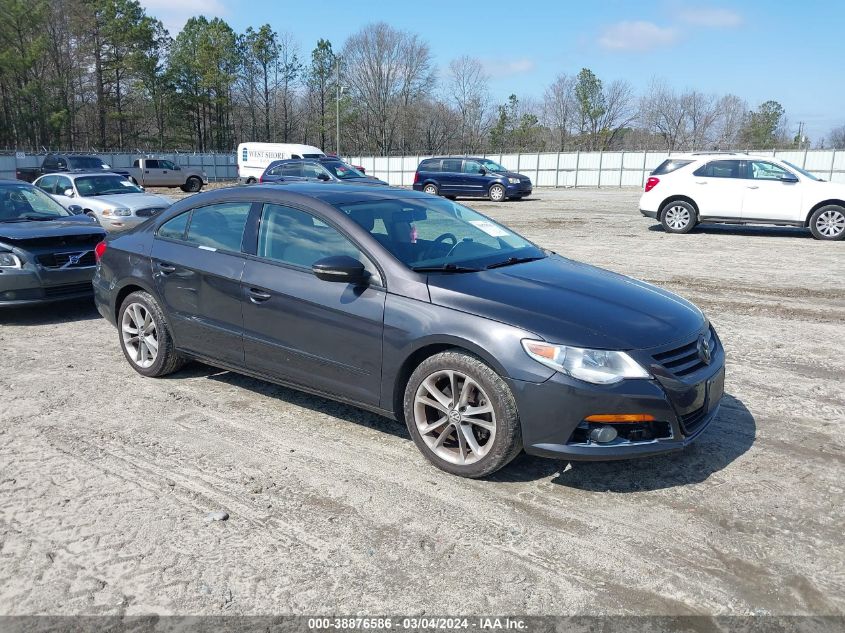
[779,173,799,183]
[312,255,367,284]
[64,189,75,197]
[68,205,84,215]
[478,167,487,175]
[317,172,331,181]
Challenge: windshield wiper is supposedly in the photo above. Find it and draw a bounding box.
[485,256,545,270]
[412,263,481,273]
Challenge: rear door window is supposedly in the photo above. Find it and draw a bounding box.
[37,175,57,194]
[184,202,252,252]
[145,159,160,169]
[441,159,462,172]
[693,160,742,178]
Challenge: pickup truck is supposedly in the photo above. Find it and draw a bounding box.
[126,158,208,192]
[15,153,132,183]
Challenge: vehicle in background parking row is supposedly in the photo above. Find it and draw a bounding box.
[126,158,208,192]
[640,152,845,240]
[0,180,105,306]
[15,153,131,183]
[237,142,326,184]
[34,172,172,232]
[94,183,724,478]
[259,158,387,185]
[413,157,532,202]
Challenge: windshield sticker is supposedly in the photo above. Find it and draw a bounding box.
[469,220,510,238]
[120,181,134,187]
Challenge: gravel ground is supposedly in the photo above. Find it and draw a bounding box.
[1,187,843,616]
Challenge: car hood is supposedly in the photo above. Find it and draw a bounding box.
[81,193,173,209]
[493,171,530,181]
[344,177,388,185]
[426,255,705,350]
[0,216,104,241]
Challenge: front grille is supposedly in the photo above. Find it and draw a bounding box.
[12,233,102,250]
[136,207,166,218]
[653,327,717,377]
[37,250,96,269]
[43,282,92,298]
[680,405,707,434]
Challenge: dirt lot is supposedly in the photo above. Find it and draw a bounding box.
[1,187,843,616]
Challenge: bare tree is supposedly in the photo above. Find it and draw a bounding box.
[448,56,489,153]
[713,94,748,149]
[596,79,634,149]
[542,73,576,150]
[829,125,845,149]
[639,79,686,150]
[342,22,434,153]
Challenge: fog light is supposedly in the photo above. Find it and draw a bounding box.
[589,426,618,444]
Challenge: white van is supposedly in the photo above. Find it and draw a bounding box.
[237,143,326,183]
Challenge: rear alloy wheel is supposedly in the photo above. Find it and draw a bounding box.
[660,200,697,234]
[488,183,506,202]
[404,351,522,478]
[423,183,439,196]
[181,176,203,193]
[119,290,185,377]
[809,205,845,240]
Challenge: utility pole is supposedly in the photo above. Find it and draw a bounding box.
[335,56,341,156]
[797,121,805,149]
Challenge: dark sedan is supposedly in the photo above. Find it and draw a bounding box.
[93,184,725,478]
[0,180,106,306]
[259,158,387,185]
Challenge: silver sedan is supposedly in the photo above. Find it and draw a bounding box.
[33,172,174,231]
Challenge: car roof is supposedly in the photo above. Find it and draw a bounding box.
[667,152,779,161]
[37,172,126,179]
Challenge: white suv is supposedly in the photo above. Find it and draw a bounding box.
[639,152,845,240]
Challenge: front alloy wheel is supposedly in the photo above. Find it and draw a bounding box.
[809,205,845,240]
[404,351,522,478]
[489,184,506,202]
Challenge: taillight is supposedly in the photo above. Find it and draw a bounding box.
[645,177,660,192]
[258,176,263,183]
[413,172,420,184]
[94,241,107,261]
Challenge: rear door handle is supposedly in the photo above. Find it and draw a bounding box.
[746,185,759,189]
[247,288,272,303]
[156,262,177,273]
[695,181,708,185]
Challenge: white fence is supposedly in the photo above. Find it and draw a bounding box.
[4,149,844,187]
[346,149,845,188]
[0,152,238,181]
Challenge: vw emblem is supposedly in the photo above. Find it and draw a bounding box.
[697,334,712,365]
[68,254,81,265]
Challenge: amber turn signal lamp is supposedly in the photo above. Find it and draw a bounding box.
[585,414,655,423]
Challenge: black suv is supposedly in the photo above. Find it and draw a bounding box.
[413,157,532,202]
[15,153,131,183]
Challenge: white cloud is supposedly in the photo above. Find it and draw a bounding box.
[481,58,536,78]
[677,7,743,28]
[598,21,679,52]
[139,0,228,35]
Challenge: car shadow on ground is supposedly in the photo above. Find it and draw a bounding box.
[647,222,811,239]
[0,297,100,325]
[171,362,410,440]
[492,393,755,492]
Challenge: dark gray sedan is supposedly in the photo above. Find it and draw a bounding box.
[93,183,725,477]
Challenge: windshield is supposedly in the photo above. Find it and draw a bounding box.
[336,196,544,271]
[322,161,366,180]
[0,184,70,221]
[783,161,821,181]
[75,175,143,196]
[67,156,108,170]
[480,159,508,172]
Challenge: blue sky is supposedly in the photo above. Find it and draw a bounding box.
[141,0,845,142]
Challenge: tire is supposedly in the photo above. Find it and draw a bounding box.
[808,205,845,240]
[246,177,257,185]
[118,290,185,378]
[660,200,697,234]
[181,176,203,193]
[84,210,99,224]
[403,351,522,478]
[488,183,506,202]
[423,183,439,196]
[445,195,457,201]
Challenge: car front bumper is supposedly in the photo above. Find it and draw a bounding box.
[509,356,725,461]
[0,265,95,306]
[506,182,532,197]
[99,216,148,232]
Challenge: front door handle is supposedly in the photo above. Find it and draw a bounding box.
[694,181,708,185]
[156,262,177,273]
[247,288,272,303]
[746,185,759,190]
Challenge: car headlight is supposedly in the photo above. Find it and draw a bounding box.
[521,340,650,385]
[508,177,520,184]
[0,252,22,269]
[102,208,131,217]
